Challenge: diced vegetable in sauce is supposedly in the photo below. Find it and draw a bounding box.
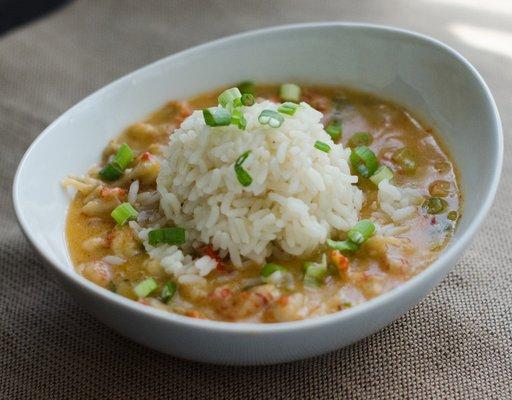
[422,197,448,214]
[348,132,373,148]
[429,180,450,197]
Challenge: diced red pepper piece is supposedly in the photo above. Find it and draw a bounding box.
[100,186,127,198]
[202,245,225,271]
[329,250,350,275]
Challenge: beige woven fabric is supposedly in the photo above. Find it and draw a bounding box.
[1,0,511,398]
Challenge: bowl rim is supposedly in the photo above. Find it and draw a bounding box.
[13,22,503,334]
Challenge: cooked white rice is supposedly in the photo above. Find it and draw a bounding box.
[155,100,363,267]
[377,179,423,222]
[130,220,219,279]
[128,180,139,204]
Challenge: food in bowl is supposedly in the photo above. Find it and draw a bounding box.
[64,83,460,323]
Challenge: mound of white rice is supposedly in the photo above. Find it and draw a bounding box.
[156,100,363,267]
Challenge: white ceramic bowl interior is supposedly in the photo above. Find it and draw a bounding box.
[13,23,502,365]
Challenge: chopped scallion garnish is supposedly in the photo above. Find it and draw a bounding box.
[99,143,134,181]
[234,150,253,187]
[279,83,301,102]
[325,121,342,141]
[99,163,123,181]
[277,102,299,116]
[235,166,252,187]
[258,109,284,128]
[218,87,242,108]
[148,227,186,246]
[232,97,242,109]
[261,263,287,278]
[231,109,247,130]
[350,145,378,178]
[203,107,232,127]
[303,256,328,286]
[235,150,251,166]
[241,93,255,106]
[237,81,255,95]
[314,140,331,153]
[347,220,375,245]
[134,278,158,298]
[304,263,328,279]
[111,202,138,225]
[348,132,373,148]
[370,165,394,185]
[114,143,134,170]
[160,282,177,303]
[326,238,359,252]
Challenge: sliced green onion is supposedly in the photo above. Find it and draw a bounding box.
[160,282,177,303]
[314,140,331,153]
[203,107,232,127]
[279,83,301,102]
[347,220,375,245]
[350,145,379,178]
[99,144,134,181]
[114,143,134,170]
[447,210,459,221]
[258,109,284,128]
[111,202,138,225]
[241,93,255,106]
[134,278,158,298]
[348,132,373,148]
[148,227,186,246]
[277,102,299,116]
[232,97,242,109]
[235,150,251,167]
[235,166,252,187]
[218,87,242,108]
[234,150,253,187]
[231,109,247,130]
[422,197,448,214]
[325,120,342,141]
[303,258,328,286]
[370,165,394,185]
[304,263,328,279]
[237,81,255,95]
[326,238,359,252]
[392,147,417,174]
[99,163,123,181]
[261,263,287,278]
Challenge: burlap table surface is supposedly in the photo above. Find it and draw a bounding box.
[1,0,511,398]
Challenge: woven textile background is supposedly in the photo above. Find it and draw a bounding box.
[1,1,511,398]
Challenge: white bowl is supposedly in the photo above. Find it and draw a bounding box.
[13,23,502,365]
